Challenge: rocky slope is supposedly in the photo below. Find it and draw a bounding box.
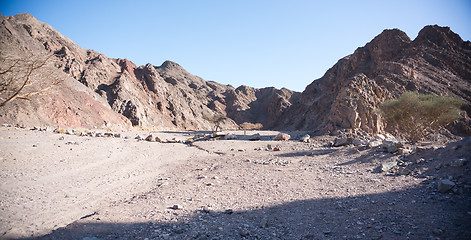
[0,13,297,131]
[277,25,471,135]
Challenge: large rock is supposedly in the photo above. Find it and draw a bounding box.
[437,179,455,193]
[381,138,404,153]
[274,133,290,141]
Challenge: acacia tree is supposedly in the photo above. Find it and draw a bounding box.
[239,122,263,139]
[203,113,227,133]
[378,92,464,143]
[0,54,62,107]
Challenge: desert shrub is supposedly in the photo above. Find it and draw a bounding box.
[379,92,464,143]
[203,113,227,132]
[239,122,263,139]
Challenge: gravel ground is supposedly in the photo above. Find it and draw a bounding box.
[1,127,470,240]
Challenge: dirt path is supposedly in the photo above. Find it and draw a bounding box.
[1,128,470,239]
[0,128,211,239]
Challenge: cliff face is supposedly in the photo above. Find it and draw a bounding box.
[277,26,471,135]
[0,13,297,130]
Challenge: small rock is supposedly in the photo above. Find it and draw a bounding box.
[266,144,272,150]
[274,133,290,141]
[224,209,233,214]
[273,147,281,151]
[438,179,455,193]
[447,158,468,167]
[249,133,261,141]
[155,136,162,143]
[300,134,311,143]
[113,133,121,138]
[135,135,143,140]
[239,229,249,237]
[104,133,113,137]
[82,237,101,240]
[334,137,353,147]
[58,136,65,140]
[171,204,182,210]
[367,140,382,148]
[381,161,398,172]
[145,134,154,142]
[95,133,103,137]
[2,123,12,127]
[397,148,412,155]
[202,206,211,213]
[352,138,366,146]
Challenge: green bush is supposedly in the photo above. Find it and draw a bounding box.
[379,92,464,142]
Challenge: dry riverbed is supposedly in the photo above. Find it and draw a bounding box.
[0,127,470,240]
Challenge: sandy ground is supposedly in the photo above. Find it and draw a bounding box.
[0,127,470,240]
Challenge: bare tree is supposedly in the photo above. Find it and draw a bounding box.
[0,54,62,107]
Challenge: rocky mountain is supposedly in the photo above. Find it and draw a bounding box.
[277,25,471,136]
[1,13,470,136]
[0,13,297,130]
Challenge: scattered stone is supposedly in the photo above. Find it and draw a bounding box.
[249,133,261,141]
[381,161,398,172]
[113,133,121,138]
[300,134,311,143]
[103,133,113,137]
[274,133,290,141]
[438,179,455,193]
[1,124,12,127]
[446,158,468,167]
[334,137,353,147]
[135,135,143,141]
[224,133,237,140]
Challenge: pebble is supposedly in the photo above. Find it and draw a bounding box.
[171,204,182,210]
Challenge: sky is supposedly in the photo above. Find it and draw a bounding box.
[1,0,470,92]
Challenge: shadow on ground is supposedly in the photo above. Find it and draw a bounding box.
[24,185,471,240]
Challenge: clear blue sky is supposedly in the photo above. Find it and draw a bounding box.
[1,0,470,92]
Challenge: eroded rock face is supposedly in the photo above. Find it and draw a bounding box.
[1,13,299,131]
[277,26,471,135]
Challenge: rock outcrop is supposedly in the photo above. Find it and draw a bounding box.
[277,26,471,135]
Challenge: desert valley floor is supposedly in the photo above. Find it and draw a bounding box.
[0,126,470,240]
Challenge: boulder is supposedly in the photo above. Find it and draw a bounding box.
[274,133,290,141]
[381,138,404,153]
[249,133,261,141]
